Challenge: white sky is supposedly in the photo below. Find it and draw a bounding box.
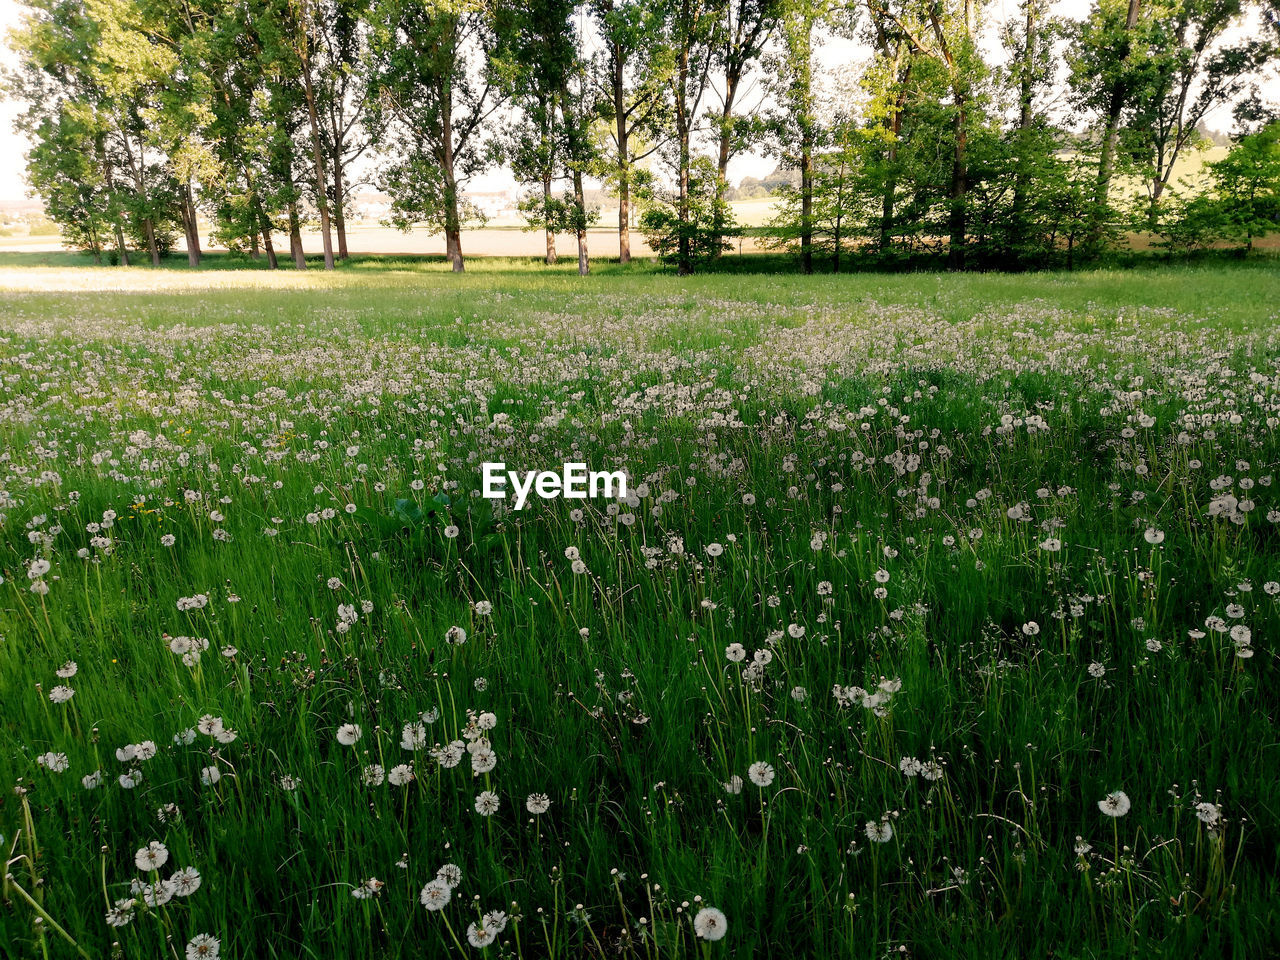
[0,0,1275,203]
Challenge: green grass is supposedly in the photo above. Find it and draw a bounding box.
[0,257,1277,959]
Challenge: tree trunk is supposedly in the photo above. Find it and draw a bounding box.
[332,152,349,260]
[675,37,693,277]
[1009,0,1039,256]
[144,217,161,266]
[288,199,307,269]
[613,42,631,265]
[678,120,691,276]
[97,139,130,266]
[542,171,557,265]
[713,66,742,257]
[261,223,279,269]
[301,61,336,270]
[573,168,589,276]
[948,95,967,270]
[879,58,911,253]
[183,182,201,267]
[800,140,813,275]
[441,81,464,273]
[1090,0,1142,248]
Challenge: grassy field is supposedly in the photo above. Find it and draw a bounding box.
[1,257,1278,959]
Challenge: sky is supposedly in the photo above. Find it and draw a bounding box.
[0,0,1276,204]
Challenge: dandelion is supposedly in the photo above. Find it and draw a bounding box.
[135,841,169,871]
[186,934,220,960]
[725,642,746,663]
[1195,802,1222,826]
[55,660,77,678]
[171,866,202,896]
[388,763,414,786]
[48,685,75,703]
[352,878,385,900]
[722,775,744,795]
[1098,791,1131,817]
[36,751,69,772]
[475,790,500,816]
[437,863,463,888]
[747,761,775,787]
[865,820,893,843]
[200,766,221,786]
[336,723,362,746]
[420,879,451,910]
[445,625,467,645]
[526,792,551,814]
[693,906,728,941]
[466,922,495,948]
[106,899,136,928]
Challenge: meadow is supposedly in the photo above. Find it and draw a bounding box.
[1,257,1278,959]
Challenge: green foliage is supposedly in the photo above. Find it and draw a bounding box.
[639,155,738,266]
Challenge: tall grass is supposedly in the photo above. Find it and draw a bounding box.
[0,260,1277,959]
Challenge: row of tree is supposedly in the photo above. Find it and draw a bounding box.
[5,0,1280,275]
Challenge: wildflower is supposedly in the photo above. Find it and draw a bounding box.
[526,793,551,814]
[747,761,775,787]
[419,879,451,910]
[865,820,894,843]
[723,775,743,795]
[725,642,746,663]
[352,878,385,900]
[1098,791,1131,817]
[186,934,220,960]
[466,921,495,947]
[475,790,500,815]
[1195,802,1222,826]
[445,626,467,645]
[135,841,170,871]
[693,906,728,941]
[106,899,136,928]
[171,866,202,896]
[436,863,463,888]
[337,723,362,746]
[388,764,414,786]
[36,751,69,772]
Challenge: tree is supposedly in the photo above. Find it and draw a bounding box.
[767,102,865,271]
[591,0,670,264]
[709,0,778,251]
[866,0,988,269]
[1209,119,1280,249]
[368,0,506,272]
[660,0,725,275]
[497,0,577,266]
[639,154,736,265]
[1126,0,1275,219]
[1069,0,1149,250]
[765,0,833,274]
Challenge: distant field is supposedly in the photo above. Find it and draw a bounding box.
[0,260,1278,959]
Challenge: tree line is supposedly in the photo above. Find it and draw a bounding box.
[5,0,1280,275]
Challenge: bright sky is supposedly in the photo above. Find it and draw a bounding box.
[0,0,1275,203]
